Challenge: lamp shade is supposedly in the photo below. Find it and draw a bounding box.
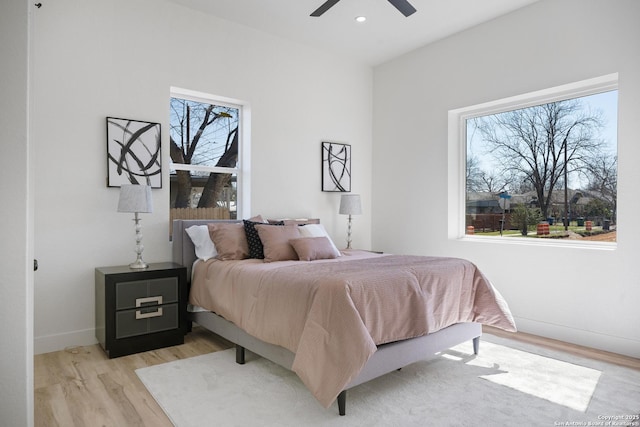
[117,184,153,213]
[339,194,362,215]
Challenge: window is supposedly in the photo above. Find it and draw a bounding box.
[169,88,250,223]
[449,74,618,246]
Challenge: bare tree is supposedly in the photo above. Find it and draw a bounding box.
[467,155,509,194]
[197,127,238,207]
[584,153,617,222]
[476,99,604,218]
[479,172,509,194]
[169,98,238,208]
[466,155,483,192]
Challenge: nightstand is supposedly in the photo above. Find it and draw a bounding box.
[95,262,188,358]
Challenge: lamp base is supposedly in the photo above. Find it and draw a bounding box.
[129,260,149,270]
[345,214,353,250]
[129,259,148,269]
[128,213,148,269]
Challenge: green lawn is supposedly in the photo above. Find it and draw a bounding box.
[474,223,605,237]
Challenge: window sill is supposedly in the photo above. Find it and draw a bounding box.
[457,235,617,251]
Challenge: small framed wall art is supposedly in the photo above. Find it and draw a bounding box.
[321,142,352,192]
[106,117,162,188]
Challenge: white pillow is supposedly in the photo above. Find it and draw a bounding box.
[298,223,341,256]
[185,225,217,261]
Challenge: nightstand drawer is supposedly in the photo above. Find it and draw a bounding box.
[115,277,178,310]
[95,263,188,358]
[115,303,179,339]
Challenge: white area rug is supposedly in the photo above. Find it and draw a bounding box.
[136,334,640,427]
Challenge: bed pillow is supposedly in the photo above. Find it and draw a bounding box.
[243,219,284,259]
[207,223,249,261]
[185,225,218,261]
[290,236,340,261]
[255,224,302,262]
[298,223,341,256]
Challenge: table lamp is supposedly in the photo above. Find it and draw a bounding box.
[339,194,362,249]
[118,184,153,269]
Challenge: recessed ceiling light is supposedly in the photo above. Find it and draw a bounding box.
[355,16,367,23]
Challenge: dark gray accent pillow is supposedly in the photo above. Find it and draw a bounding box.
[244,219,284,259]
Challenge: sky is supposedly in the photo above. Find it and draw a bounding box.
[467,89,618,192]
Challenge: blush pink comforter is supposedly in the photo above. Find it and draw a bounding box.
[190,251,516,408]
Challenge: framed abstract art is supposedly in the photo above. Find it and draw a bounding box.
[106,117,162,188]
[321,142,351,192]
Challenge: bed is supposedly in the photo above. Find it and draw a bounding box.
[172,219,516,415]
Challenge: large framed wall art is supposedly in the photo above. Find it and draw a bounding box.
[106,117,162,188]
[321,142,351,192]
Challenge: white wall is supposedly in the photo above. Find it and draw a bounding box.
[373,0,640,357]
[31,0,372,353]
[1,0,34,424]
[31,0,639,360]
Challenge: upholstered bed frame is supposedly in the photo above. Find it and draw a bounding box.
[172,219,481,415]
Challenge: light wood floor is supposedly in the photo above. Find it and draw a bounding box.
[34,326,639,427]
[484,326,640,370]
[34,327,232,427]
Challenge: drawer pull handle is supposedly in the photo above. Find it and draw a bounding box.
[135,296,163,319]
[135,296,162,307]
[136,306,163,320]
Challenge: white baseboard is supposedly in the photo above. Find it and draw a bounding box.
[35,328,98,355]
[514,316,640,359]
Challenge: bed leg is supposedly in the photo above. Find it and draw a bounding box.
[337,390,346,416]
[473,336,480,355]
[236,345,245,365]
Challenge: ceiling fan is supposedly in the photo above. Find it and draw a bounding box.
[311,0,417,18]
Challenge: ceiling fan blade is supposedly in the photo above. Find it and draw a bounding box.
[311,0,341,17]
[387,0,417,17]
